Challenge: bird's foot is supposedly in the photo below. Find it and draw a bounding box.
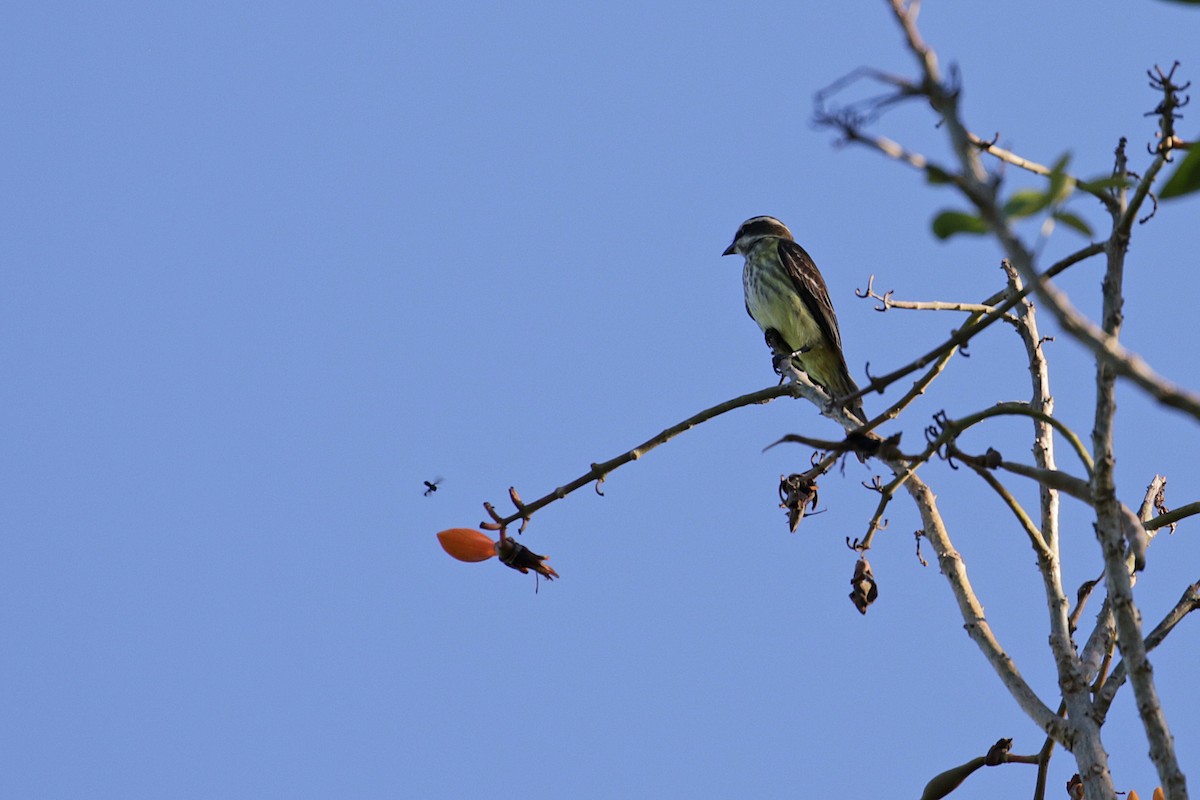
[771,346,811,376]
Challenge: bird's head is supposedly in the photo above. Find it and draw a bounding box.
[722,215,794,256]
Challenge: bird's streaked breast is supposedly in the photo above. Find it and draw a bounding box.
[742,241,822,352]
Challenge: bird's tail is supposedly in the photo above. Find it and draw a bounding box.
[823,368,873,462]
[835,382,867,428]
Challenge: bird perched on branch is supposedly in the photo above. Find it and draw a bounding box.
[723,215,865,423]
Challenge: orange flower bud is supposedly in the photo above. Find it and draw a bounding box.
[437,528,498,562]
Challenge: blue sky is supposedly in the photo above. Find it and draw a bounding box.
[4,2,1199,798]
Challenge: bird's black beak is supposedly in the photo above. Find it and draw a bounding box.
[722,242,737,256]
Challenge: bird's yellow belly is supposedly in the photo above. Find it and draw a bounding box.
[745,273,821,353]
[755,295,821,353]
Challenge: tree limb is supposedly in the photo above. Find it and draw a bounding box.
[482,382,799,530]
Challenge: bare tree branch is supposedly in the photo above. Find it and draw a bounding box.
[903,473,1070,744]
[857,274,1011,317]
[1145,500,1200,532]
[1094,579,1200,721]
[967,130,1121,212]
[836,244,1105,411]
[878,2,1200,425]
[967,466,1051,559]
[481,382,799,531]
[877,4,1191,797]
[1089,138,1187,799]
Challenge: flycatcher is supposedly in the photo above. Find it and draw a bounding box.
[723,216,865,422]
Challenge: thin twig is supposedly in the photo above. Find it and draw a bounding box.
[936,402,1093,476]
[903,474,1070,744]
[994,461,1092,503]
[967,130,1120,212]
[483,382,797,529]
[836,244,1105,411]
[1089,130,1187,799]
[1145,500,1200,531]
[1093,579,1200,720]
[968,465,1052,560]
[856,274,1007,316]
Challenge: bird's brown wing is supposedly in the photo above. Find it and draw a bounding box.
[775,238,846,356]
[775,238,865,425]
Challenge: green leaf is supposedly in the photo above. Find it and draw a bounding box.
[932,210,989,239]
[1051,210,1094,237]
[1003,189,1050,219]
[925,165,953,185]
[1047,152,1074,205]
[1078,174,1134,193]
[1160,144,1200,199]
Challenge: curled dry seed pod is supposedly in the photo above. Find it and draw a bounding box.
[779,474,819,533]
[497,537,559,581]
[845,429,894,461]
[983,737,1011,766]
[849,557,879,615]
[981,447,1002,468]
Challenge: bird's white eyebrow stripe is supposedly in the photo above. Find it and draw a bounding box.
[736,217,792,241]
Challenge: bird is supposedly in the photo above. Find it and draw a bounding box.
[723,215,865,423]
